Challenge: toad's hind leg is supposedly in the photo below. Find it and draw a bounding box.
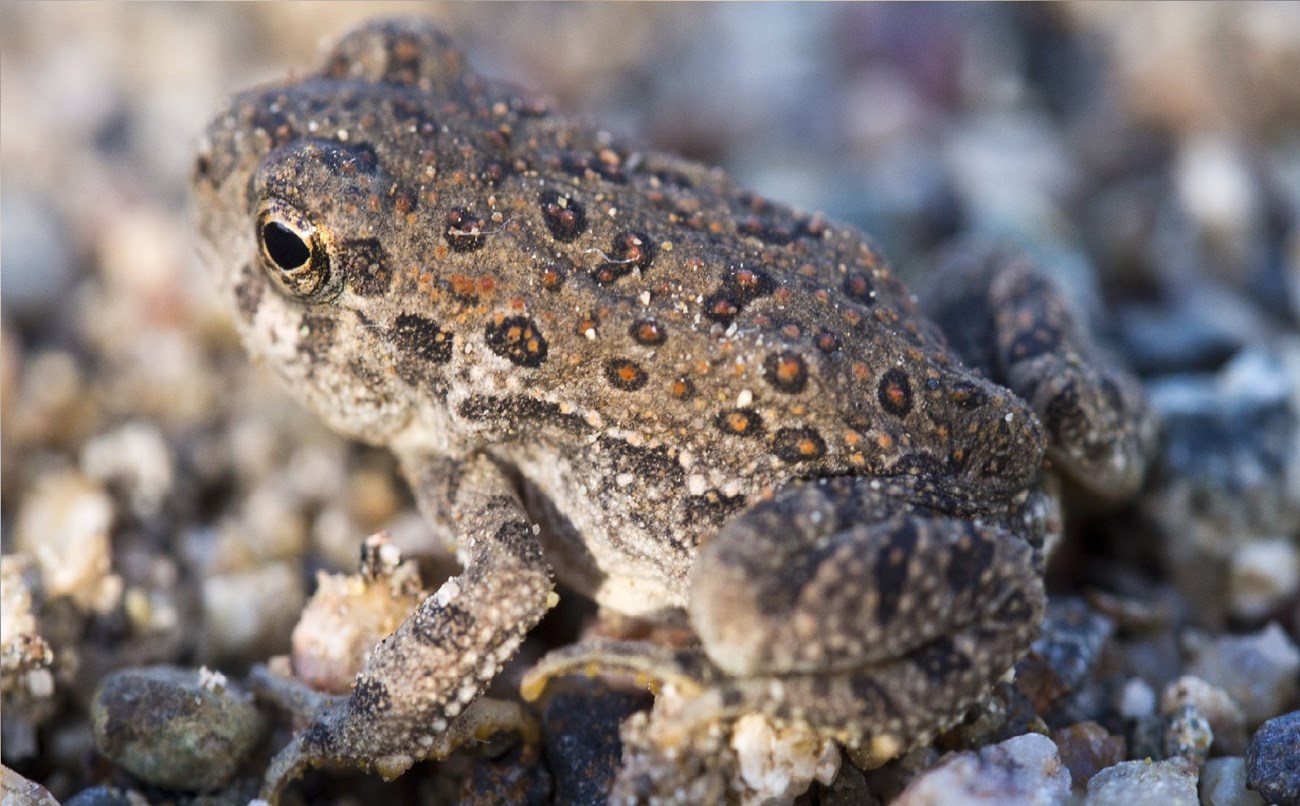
[921,243,1156,498]
[688,477,1046,751]
[262,452,553,798]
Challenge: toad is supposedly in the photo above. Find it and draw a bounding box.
[192,18,1154,798]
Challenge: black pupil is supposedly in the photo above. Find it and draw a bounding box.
[263,222,311,270]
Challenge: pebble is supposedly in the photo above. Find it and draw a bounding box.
[730,713,840,804]
[1018,598,1115,715]
[62,786,147,806]
[90,665,264,792]
[894,733,1071,806]
[1119,677,1158,720]
[1227,538,1300,622]
[1185,624,1300,727]
[1160,676,1248,755]
[1161,703,1213,766]
[1050,721,1126,791]
[0,764,60,806]
[1083,757,1199,806]
[79,421,174,519]
[1245,710,1300,806]
[0,555,54,699]
[1145,347,1300,568]
[14,472,123,614]
[290,534,426,694]
[1200,757,1265,806]
[200,561,304,660]
[542,684,650,805]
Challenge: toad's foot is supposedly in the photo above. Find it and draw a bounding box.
[256,453,553,801]
[922,242,1158,499]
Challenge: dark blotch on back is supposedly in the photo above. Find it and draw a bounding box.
[604,358,648,391]
[715,408,765,438]
[630,319,667,346]
[843,272,874,305]
[392,313,453,365]
[878,368,914,417]
[703,265,776,325]
[539,189,587,242]
[764,351,809,394]
[1008,326,1061,362]
[592,231,654,285]
[485,315,548,368]
[772,427,827,463]
[456,394,587,433]
[445,208,486,252]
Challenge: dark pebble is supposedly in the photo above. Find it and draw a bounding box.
[542,682,650,805]
[90,665,263,792]
[1246,710,1300,806]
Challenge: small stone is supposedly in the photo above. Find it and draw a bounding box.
[1050,721,1126,791]
[1160,675,1248,755]
[1119,677,1157,720]
[80,421,174,519]
[1084,757,1199,806]
[14,473,122,614]
[816,759,878,806]
[1130,714,1168,762]
[62,785,148,806]
[894,733,1071,806]
[291,534,425,694]
[458,743,552,806]
[1200,757,1265,806]
[730,713,840,804]
[1245,710,1300,806]
[1161,703,1213,766]
[91,665,264,792]
[0,555,54,700]
[1185,624,1300,727]
[542,682,648,805]
[1018,598,1115,714]
[1227,538,1300,622]
[201,561,304,660]
[1,764,60,806]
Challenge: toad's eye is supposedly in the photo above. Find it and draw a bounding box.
[256,200,337,300]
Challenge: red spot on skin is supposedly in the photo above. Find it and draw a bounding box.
[631,320,666,346]
[724,411,752,433]
[815,330,841,353]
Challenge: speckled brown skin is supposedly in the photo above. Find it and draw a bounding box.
[192,18,1152,796]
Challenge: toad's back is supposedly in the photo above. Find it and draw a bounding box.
[194,19,1042,611]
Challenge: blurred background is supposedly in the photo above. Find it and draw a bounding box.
[4,3,1300,799]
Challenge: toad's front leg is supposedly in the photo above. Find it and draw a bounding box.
[689,476,1049,760]
[261,452,553,798]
